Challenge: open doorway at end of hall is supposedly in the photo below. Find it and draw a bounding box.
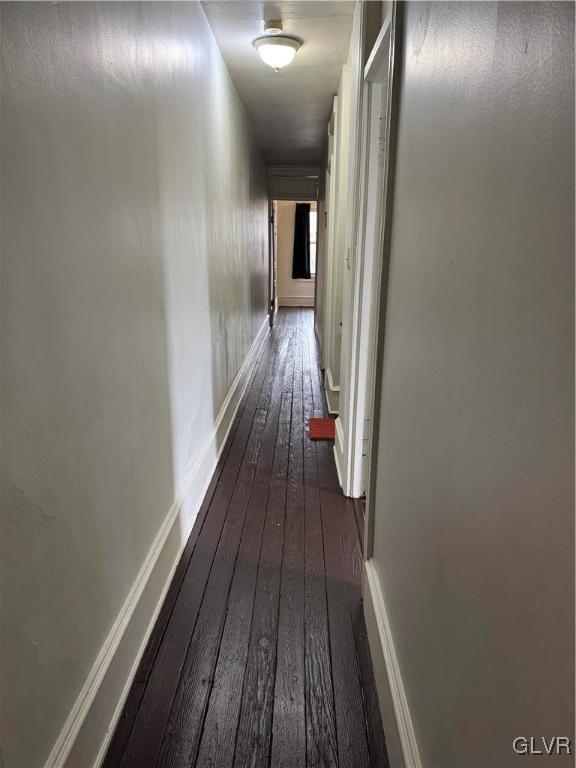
[272,200,317,312]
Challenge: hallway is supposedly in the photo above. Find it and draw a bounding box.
[104,309,387,768]
[2,3,573,765]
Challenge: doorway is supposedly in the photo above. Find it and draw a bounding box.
[267,166,320,326]
[272,200,317,312]
[338,11,395,500]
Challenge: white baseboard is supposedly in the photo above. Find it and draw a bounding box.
[45,317,270,768]
[323,367,339,415]
[278,295,315,307]
[325,386,340,414]
[333,417,363,499]
[333,417,345,493]
[363,560,422,768]
[325,366,340,393]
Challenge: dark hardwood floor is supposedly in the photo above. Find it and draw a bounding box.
[104,308,388,768]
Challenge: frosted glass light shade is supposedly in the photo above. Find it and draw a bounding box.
[254,36,300,71]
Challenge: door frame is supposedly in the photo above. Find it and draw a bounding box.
[267,167,320,326]
[268,198,276,326]
[320,97,339,381]
[337,4,397,503]
[362,3,402,558]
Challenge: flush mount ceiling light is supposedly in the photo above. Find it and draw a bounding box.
[254,20,300,71]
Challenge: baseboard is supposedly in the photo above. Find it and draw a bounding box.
[325,366,341,393]
[324,367,340,414]
[278,295,315,307]
[325,385,340,414]
[45,316,270,768]
[363,560,422,768]
[333,417,345,493]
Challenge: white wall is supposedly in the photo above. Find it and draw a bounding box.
[321,33,354,413]
[268,166,320,201]
[328,67,351,390]
[0,3,268,766]
[366,2,574,766]
[276,201,316,307]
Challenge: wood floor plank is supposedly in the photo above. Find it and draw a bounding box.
[195,333,296,768]
[302,332,338,768]
[118,332,282,768]
[136,361,263,685]
[305,324,372,768]
[102,682,147,768]
[155,331,294,768]
[317,437,371,768]
[105,310,388,768]
[154,407,268,768]
[232,357,294,768]
[353,611,390,768]
[270,324,306,768]
[119,408,268,768]
[104,357,266,768]
[193,479,268,768]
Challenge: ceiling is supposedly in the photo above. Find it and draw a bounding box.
[202,1,355,166]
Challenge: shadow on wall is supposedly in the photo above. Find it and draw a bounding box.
[0,4,268,767]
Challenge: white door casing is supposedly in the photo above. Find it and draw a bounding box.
[320,98,338,378]
[335,6,394,499]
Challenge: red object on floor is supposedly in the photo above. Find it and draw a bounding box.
[308,417,336,440]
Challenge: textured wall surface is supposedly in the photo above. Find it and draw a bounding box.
[276,201,316,306]
[1,3,267,765]
[370,2,574,765]
[327,62,351,391]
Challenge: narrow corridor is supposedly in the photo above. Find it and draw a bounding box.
[104,308,387,768]
[2,4,573,765]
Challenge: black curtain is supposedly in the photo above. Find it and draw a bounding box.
[292,203,311,279]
